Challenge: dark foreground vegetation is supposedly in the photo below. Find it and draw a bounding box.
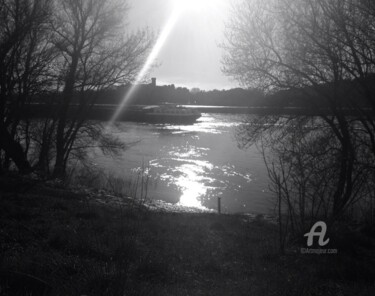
[1,175,375,296]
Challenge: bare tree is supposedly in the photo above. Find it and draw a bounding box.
[224,0,375,234]
[0,0,53,173]
[50,0,153,177]
[0,0,153,176]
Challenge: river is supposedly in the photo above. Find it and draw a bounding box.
[91,113,274,214]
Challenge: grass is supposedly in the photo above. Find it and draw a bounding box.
[1,176,375,295]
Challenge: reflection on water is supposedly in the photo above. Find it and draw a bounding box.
[163,113,241,135]
[176,163,208,209]
[94,113,273,213]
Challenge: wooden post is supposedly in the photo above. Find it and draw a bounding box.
[218,197,221,214]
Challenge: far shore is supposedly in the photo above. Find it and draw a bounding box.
[23,103,374,122]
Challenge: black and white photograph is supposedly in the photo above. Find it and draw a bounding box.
[1,0,375,295]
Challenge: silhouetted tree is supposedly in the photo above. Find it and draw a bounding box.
[51,0,153,177]
[224,0,375,235]
[0,0,53,173]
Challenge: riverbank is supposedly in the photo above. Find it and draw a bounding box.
[25,103,373,122]
[1,176,374,295]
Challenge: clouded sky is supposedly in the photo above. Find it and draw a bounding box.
[127,0,239,90]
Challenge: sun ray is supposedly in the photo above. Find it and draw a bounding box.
[107,6,183,126]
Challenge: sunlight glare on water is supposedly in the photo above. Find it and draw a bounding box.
[176,164,208,209]
[157,147,215,209]
[94,114,273,213]
[163,114,242,134]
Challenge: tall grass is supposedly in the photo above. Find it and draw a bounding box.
[66,161,153,209]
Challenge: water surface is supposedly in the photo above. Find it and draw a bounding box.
[93,113,273,213]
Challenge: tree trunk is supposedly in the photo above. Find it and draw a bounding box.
[53,54,79,178]
[0,123,31,174]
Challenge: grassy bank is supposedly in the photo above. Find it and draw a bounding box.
[1,176,375,295]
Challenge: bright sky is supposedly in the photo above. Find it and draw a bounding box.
[127,0,239,91]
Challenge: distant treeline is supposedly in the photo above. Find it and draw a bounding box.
[34,75,375,108]
[33,83,263,106]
